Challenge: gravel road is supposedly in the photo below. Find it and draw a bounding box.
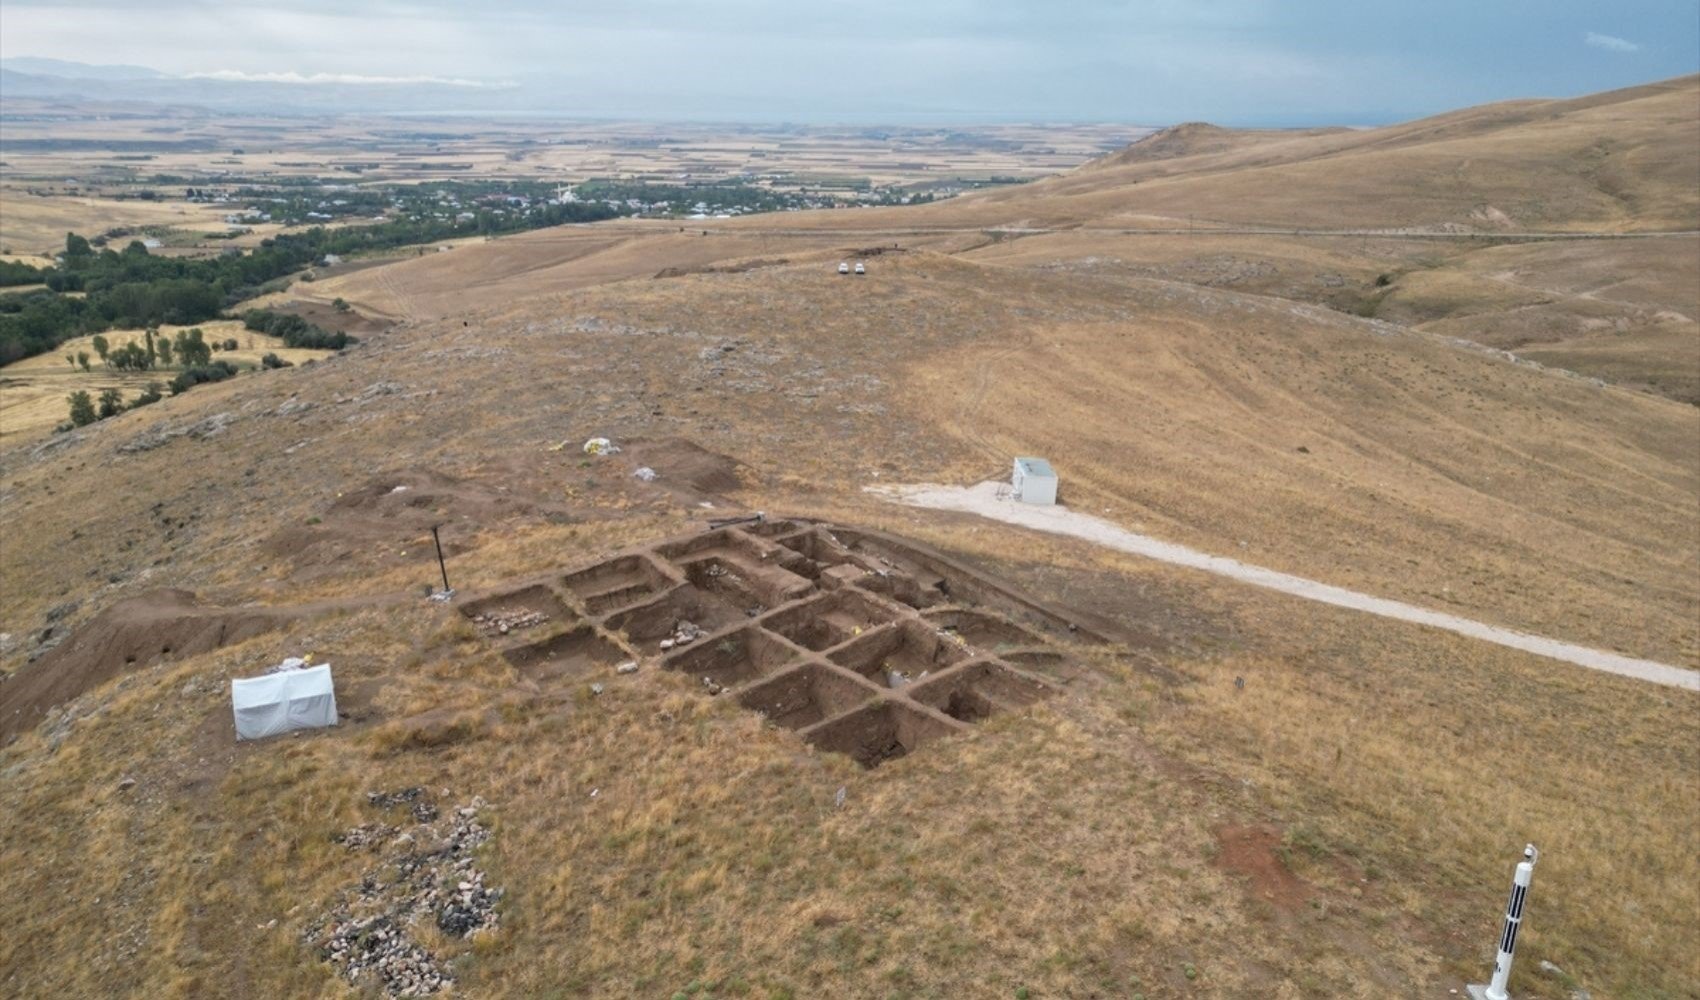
[874,481,1699,692]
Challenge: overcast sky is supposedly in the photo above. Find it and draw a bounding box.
[2,0,1697,123]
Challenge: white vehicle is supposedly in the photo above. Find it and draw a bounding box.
[838,261,850,274]
[854,261,866,275]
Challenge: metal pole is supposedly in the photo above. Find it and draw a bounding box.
[1468,844,1539,1000]
[431,525,450,593]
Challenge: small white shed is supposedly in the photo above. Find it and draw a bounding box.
[231,664,338,740]
[1012,457,1058,505]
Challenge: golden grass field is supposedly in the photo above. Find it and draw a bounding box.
[1,76,1696,998]
[0,321,334,440]
[0,191,241,257]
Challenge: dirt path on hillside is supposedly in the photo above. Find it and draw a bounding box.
[873,481,1700,692]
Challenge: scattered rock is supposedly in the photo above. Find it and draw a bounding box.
[468,608,549,637]
[117,776,136,791]
[306,791,501,997]
[367,787,427,810]
[117,412,235,454]
[353,381,405,402]
[660,620,706,651]
[615,661,639,675]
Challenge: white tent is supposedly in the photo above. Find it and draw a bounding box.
[231,664,338,740]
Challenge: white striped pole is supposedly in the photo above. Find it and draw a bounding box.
[1468,844,1539,1000]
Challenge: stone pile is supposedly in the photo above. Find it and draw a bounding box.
[305,790,501,997]
[469,608,550,636]
[656,619,706,652]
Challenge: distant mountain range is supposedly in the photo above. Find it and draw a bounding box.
[0,57,524,114]
[1,57,167,80]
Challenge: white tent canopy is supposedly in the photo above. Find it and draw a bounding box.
[231,663,338,740]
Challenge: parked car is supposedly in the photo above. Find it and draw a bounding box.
[838,261,850,274]
[854,261,866,275]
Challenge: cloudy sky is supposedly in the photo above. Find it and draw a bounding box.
[2,0,1697,122]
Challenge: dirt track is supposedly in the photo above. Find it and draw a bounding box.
[876,481,1700,692]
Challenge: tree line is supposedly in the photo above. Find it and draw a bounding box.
[241,308,355,350]
[2,196,617,364]
[73,327,218,373]
[64,360,239,429]
[59,317,343,430]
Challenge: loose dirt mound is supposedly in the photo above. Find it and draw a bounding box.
[265,468,551,579]
[0,589,294,743]
[621,438,746,495]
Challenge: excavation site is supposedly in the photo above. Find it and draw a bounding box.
[3,37,1696,997]
[462,518,1102,768]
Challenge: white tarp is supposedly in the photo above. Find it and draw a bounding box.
[231,663,338,740]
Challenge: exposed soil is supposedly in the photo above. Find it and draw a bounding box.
[453,519,1093,768]
[652,257,791,279]
[263,468,558,581]
[501,625,629,684]
[0,589,295,743]
[619,437,746,496]
[1214,824,1315,913]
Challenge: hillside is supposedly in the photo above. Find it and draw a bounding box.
[960,74,1700,233]
[2,78,1697,999]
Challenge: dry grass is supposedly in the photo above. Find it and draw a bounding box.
[0,322,334,441]
[0,191,237,257]
[932,76,1700,233]
[3,76,1698,1000]
[4,509,1693,997]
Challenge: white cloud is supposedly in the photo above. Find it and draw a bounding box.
[181,70,511,87]
[1584,31,1640,53]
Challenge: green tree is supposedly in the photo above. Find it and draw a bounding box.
[156,337,173,367]
[91,334,110,367]
[64,232,93,261]
[108,342,150,371]
[333,297,350,312]
[173,328,211,366]
[65,353,75,369]
[97,387,124,419]
[67,390,96,426]
[76,350,90,372]
[144,326,157,365]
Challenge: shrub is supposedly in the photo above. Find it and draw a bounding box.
[67,390,96,426]
[132,382,163,407]
[260,352,293,369]
[97,387,124,419]
[168,360,238,395]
